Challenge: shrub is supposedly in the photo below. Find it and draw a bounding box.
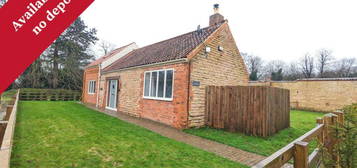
[323,104,357,168]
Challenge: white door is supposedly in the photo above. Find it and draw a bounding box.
[107,80,118,110]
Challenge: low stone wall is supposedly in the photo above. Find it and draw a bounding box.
[249,78,357,112]
[0,90,19,168]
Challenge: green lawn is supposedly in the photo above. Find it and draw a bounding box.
[11,101,247,168]
[184,110,324,156]
[1,89,17,101]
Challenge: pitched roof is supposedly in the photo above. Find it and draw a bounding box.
[86,43,135,68]
[103,23,223,72]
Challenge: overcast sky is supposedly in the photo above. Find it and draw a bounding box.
[81,0,357,62]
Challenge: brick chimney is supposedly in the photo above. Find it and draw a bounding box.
[209,4,224,26]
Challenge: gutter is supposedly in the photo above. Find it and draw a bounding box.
[96,64,101,107]
[186,60,191,128]
[102,58,189,74]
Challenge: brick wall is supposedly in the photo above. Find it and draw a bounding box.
[99,62,189,128]
[82,66,99,105]
[188,24,249,127]
[249,80,357,112]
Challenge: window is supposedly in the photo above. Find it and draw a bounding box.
[88,80,96,94]
[143,69,174,100]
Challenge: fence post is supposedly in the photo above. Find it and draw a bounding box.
[330,114,339,165]
[294,141,309,168]
[323,113,340,166]
[332,111,344,125]
[316,117,324,145]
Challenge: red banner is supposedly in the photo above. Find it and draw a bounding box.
[0,0,94,94]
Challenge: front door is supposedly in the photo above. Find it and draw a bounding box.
[107,80,118,110]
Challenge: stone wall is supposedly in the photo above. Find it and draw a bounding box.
[249,79,357,112]
[188,24,249,127]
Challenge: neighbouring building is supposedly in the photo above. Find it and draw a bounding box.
[82,4,249,129]
[82,43,138,106]
[249,78,357,112]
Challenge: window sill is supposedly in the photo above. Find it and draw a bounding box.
[143,96,173,102]
[88,93,96,95]
[106,107,117,111]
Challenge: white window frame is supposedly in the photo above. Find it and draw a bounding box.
[106,79,118,111]
[88,80,96,94]
[143,68,174,101]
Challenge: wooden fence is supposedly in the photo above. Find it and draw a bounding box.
[19,89,81,101]
[0,90,19,168]
[253,112,343,168]
[205,86,290,137]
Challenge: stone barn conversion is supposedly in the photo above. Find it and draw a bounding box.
[82,4,249,129]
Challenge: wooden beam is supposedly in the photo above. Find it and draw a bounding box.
[253,124,324,168]
[308,148,321,168]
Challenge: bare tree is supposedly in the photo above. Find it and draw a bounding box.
[335,58,356,77]
[263,60,286,80]
[284,62,303,80]
[99,40,116,55]
[316,49,334,78]
[300,53,314,78]
[352,66,357,77]
[241,52,264,80]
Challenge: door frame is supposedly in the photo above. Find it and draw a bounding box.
[105,77,119,111]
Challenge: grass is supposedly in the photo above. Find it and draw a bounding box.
[184,110,324,156]
[1,89,17,101]
[11,101,247,168]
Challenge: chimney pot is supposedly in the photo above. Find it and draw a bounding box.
[214,4,219,13]
[209,4,224,26]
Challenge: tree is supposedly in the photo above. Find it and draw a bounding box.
[44,17,98,89]
[300,53,314,78]
[18,55,48,88]
[263,60,286,80]
[99,40,116,55]
[335,58,356,77]
[271,68,283,81]
[15,17,98,90]
[241,52,264,81]
[322,104,357,168]
[284,62,303,80]
[352,66,357,77]
[316,49,334,78]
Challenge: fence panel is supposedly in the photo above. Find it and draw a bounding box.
[19,89,81,101]
[205,86,290,137]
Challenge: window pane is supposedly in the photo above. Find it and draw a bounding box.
[158,71,165,97]
[150,72,157,97]
[93,81,95,93]
[165,70,173,98]
[89,81,93,93]
[144,72,150,96]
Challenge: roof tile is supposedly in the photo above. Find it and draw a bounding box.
[103,23,223,72]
